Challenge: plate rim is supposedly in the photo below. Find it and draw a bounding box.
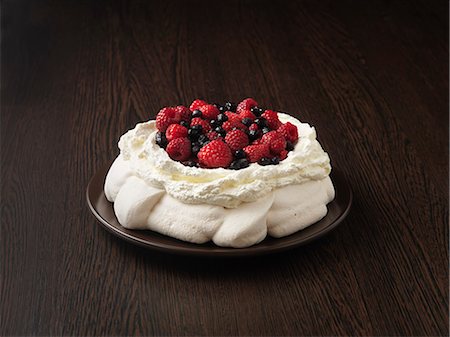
[86,164,352,257]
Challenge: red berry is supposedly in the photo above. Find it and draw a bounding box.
[237,98,258,114]
[239,109,256,121]
[156,107,180,131]
[222,121,234,132]
[174,105,191,121]
[190,99,208,111]
[166,137,191,161]
[261,131,286,154]
[249,123,259,131]
[190,117,211,133]
[278,122,299,143]
[225,111,241,123]
[243,144,270,163]
[166,124,188,142]
[278,150,288,160]
[262,110,282,130]
[207,131,222,141]
[199,104,219,120]
[198,140,233,168]
[225,130,249,151]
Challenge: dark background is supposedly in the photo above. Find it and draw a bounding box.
[1,0,448,336]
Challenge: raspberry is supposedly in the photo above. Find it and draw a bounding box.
[174,105,191,121]
[225,130,249,151]
[249,123,259,131]
[243,144,270,163]
[166,124,188,142]
[190,117,211,133]
[198,140,233,168]
[225,111,241,123]
[239,109,256,121]
[236,98,258,114]
[199,104,219,120]
[262,110,282,130]
[207,131,221,141]
[277,122,299,143]
[222,120,247,132]
[166,137,191,161]
[261,131,286,154]
[156,107,180,131]
[278,150,288,160]
[190,99,208,111]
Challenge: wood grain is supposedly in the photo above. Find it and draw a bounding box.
[1,0,448,336]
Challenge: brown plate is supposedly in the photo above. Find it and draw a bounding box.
[86,163,352,257]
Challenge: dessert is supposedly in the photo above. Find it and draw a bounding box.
[104,98,335,248]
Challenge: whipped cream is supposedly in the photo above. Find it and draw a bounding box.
[110,113,331,208]
[104,113,335,248]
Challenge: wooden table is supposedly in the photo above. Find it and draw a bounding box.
[1,1,448,336]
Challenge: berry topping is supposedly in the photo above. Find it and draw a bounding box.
[224,102,236,112]
[237,98,258,114]
[190,99,208,111]
[166,137,191,161]
[224,111,241,123]
[229,158,250,170]
[262,110,282,130]
[278,150,288,160]
[199,104,220,120]
[192,109,202,118]
[153,98,299,169]
[225,129,249,151]
[190,117,211,133]
[239,109,256,121]
[243,144,271,163]
[234,149,246,159]
[155,131,168,148]
[278,122,299,143]
[156,107,180,131]
[166,124,188,142]
[207,131,221,140]
[198,140,233,168]
[261,131,286,154]
[174,105,191,121]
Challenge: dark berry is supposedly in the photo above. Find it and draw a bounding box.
[258,157,271,166]
[155,131,168,148]
[188,125,202,141]
[234,149,246,159]
[210,119,219,128]
[215,126,226,136]
[198,134,209,146]
[271,157,280,165]
[251,106,264,116]
[254,117,267,128]
[217,113,228,123]
[224,102,236,112]
[241,118,253,127]
[183,160,198,167]
[248,129,259,141]
[180,120,189,128]
[191,144,201,155]
[192,109,202,118]
[229,158,250,170]
[286,141,295,151]
[261,127,270,134]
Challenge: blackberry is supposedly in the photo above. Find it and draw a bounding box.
[258,157,271,166]
[254,117,267,128]
[217,113,228,123]
[180,120,189,128]
[224,102,236,112]
[192,109,202,118]
[155,131,168,148]
[241,118,253,127]
[234,149,246,159]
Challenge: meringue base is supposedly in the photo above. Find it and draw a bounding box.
[104,155,335,248]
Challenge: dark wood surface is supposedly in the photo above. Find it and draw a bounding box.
[1,0,448,336]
